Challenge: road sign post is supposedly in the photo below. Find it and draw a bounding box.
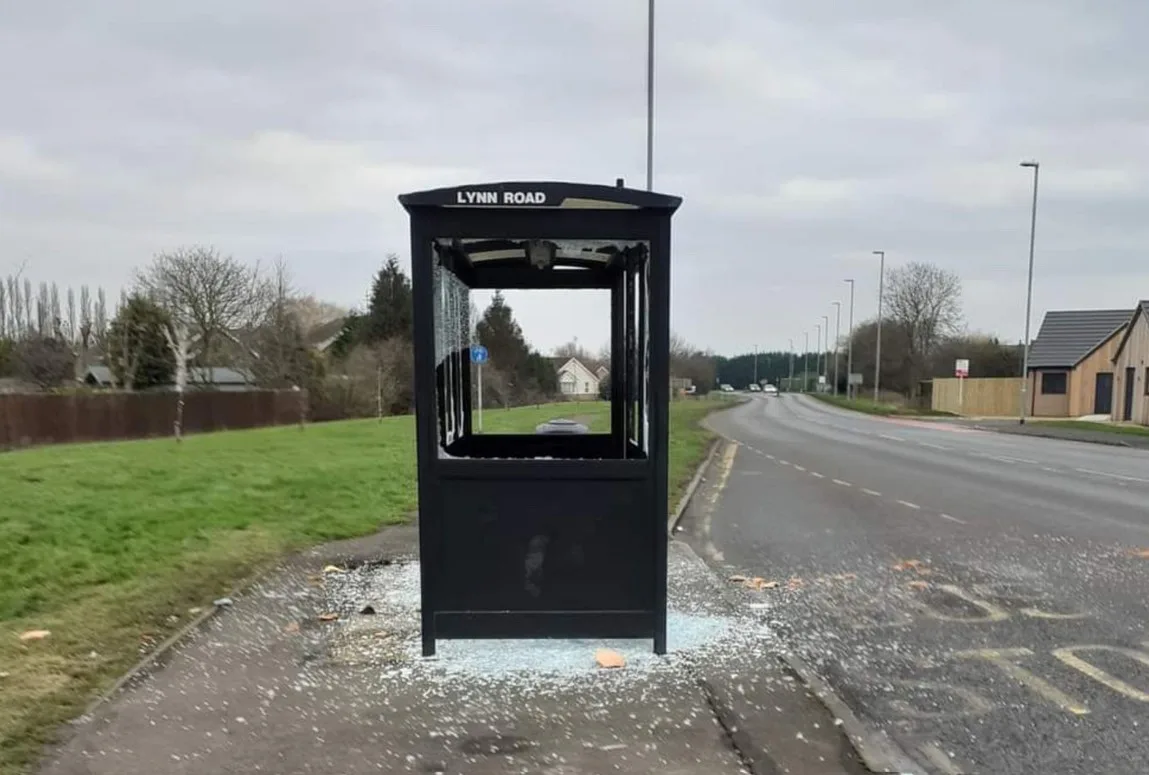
[471,344,488,431]
[955,359,970,413]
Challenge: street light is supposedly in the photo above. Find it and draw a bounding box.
[788,338,795,392]
[821,314,829,388]
[844,279,855,398]
[753,344,759,386]
[1018,160,1040,424]
[645,0,655,191]
[815,322,822,391]
[803,331,809,392]
[832,301,842,396]
[873,250,886,401]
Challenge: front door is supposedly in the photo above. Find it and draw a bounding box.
[1124,367,1136,421]
[1095,372,1114,414]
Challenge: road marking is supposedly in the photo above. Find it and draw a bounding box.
[879,433,904,442]
[917,584,1008,623]
[1041,466,1058,472]
[862,488,882,497]
[778,459,790,466]
[793,464,806,472]
[809,471,824,479]
[886,680,993,721]
[832,479,851,487]
[954,648,1089,715]
[765,453,776,460]
[918,442,950,451]
[897,500,921,510]
[1052,646,1149,702]
[939,513,967,524]
[1075,468,1149,484]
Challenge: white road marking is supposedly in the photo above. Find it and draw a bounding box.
[809,471,825,479]
[897,500,922,510]
[939,513,968,524]
[765,453,776,460]
[862,488,882,496]
[793,464,807,472]
[879,433,904,442]
[918,442,950,450]
[778,459,790,466]
[1076,468,1149,484]
[832,479,852,487]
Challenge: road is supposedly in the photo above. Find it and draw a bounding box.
[686,394,1149,775]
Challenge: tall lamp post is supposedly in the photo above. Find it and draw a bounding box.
[814,323,822,391]
[645,0,655,191]
[873,250,885,401]
[831,301,842,396]
[803,331,809,392]
[1018,160,1040,424]
[821,314,829,389]
[788,338,795,392]
[753,344,759,387]
[844,279,855,398]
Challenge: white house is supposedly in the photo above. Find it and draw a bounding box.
[555,357,603,398]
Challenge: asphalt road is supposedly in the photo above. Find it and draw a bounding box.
[690,394,1149,775]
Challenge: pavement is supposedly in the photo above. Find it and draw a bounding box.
[968,417,1149,450]
[681,393,1149,774]
[38,525,869,775]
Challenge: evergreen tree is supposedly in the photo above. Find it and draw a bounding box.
[362,255,413,344]
[106,295,175,390]
[476,291,530,376]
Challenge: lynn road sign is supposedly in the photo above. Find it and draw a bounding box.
[470,345,489,365]
[955,359,970,378]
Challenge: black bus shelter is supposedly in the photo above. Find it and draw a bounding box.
[400,180,682,655]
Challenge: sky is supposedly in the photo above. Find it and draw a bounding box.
[3,0,1148,356]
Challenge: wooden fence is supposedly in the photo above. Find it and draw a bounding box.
[932,377,1021,417]
[0,389,306,449]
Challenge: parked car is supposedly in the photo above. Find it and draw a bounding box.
[747,383,761,392]
[719,384,735,392]
[763,384,779,396]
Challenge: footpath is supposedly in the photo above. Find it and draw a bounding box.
[37,526,874,775]
[969,418,1149,449]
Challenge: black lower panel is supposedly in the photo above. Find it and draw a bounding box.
[433,476,655,614]
[435,610,654,640]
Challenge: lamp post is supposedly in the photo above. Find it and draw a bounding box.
[788,338,795,392]
[1018,161,1040,424]
[803,331,809,393]
[815,323,822,391]
[821,314,829,390]
[645,0,655,191]
[844,279,855,398]
[753,344,758,387]
[832,301,841,396]
[873,250,885,401]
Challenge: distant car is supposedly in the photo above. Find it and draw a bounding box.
[763,384,779,396]
[747,383,761,392]
[719,384,735,392]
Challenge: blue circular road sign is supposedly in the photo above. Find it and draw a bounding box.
[470,344,489,364]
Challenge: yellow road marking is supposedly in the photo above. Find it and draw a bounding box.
[954,648,1089,715]
[1052,646,1149,702]
[916,584,1009,623]
[887,680,994,720]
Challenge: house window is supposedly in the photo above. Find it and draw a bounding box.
[1041,371,1067,395]
[1144,367,1148,396]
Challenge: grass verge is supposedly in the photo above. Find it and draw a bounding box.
[1034,420,1149,438]
[808,393,954,417]
[0,397,727,774]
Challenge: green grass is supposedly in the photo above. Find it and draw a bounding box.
[0,397,726,774]
[1036,420,1149,438]
[809,393,954,417]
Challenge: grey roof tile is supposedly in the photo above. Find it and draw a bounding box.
[1027,308,1133,369]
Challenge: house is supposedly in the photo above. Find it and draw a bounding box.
[1026,309,1131,417]
[554,357,602,398]
[82,365,115,388]
[305,317,348,353]
[1111,300,1149,425]
[83,364,256,391]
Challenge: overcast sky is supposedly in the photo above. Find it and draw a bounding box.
[3,0,1148,356]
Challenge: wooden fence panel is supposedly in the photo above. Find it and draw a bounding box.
[0,389,306,449]
[932,377,1022,417]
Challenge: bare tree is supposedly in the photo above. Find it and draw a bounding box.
[94,287,108,348]
[23,278,33,333]
[163,318,192,440]
[36,282,49,335]
[49,283,62,337]
[6,276,19,337]
[66,287,76,344]
[285,294,348,333]
[0,281,6,340]
[883,262,963,393]
[136,246,270,367]
[14,336,74,388]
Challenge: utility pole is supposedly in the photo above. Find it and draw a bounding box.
[753,344,758,387]
[873,250,885,401]
[645,0,655,191]
[788,338,795,392]
[821,314,829,390]
[1018,161,1040,424]
[805,333,812,392]
[815,323,822,391]
[832,301,841,396]
[844,278,855,399]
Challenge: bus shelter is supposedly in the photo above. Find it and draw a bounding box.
[399,180,682,655]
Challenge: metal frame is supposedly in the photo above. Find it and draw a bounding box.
[401,181,681,656]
